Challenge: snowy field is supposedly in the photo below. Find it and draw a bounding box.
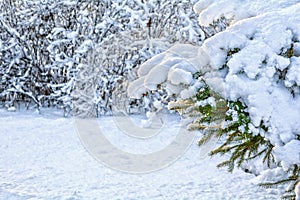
[0,109,282,200]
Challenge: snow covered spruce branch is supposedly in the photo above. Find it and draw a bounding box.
[128,1,300,199]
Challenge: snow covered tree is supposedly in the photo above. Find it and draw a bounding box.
[128,1,300,199]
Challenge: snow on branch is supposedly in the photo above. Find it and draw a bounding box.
[194,0,300,26]
[128,2,300,198]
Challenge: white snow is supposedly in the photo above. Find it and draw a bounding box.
[180,87,198,100]
[137,53,167,77]
[167,68,193,85]
[128,44,201,100]
[296,182,300,200]
[286,57,300,87]
[193,0,300,26]
[7,107,16,112]
[0,109,282,199]
[127,77,147,99]
[273,140,300,171]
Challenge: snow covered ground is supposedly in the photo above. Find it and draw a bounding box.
[0,109,283,200]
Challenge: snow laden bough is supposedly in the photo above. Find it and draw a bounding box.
[127,43,204,126]
[128,1,300,199]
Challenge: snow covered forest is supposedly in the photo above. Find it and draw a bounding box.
[1,0,300,199]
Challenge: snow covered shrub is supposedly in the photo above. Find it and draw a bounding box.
[0,0,82,111]
[0,0,43,110]
[129,0,300,198]
[0,0,203,115]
